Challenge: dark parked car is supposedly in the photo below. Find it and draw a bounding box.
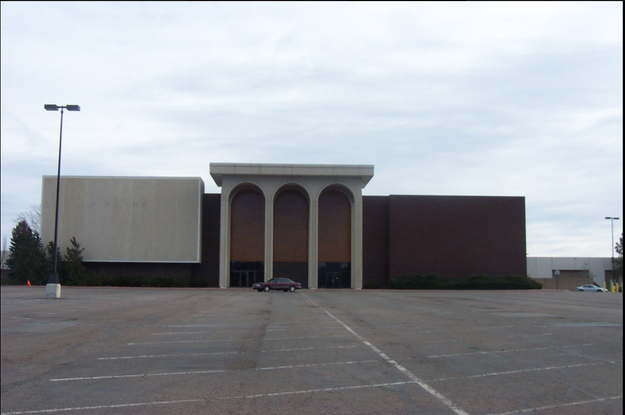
[253,278,302,292]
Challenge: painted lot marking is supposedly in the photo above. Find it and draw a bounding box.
[128,333,348,345]
[49,360,378,382]
[505,332,553,338]
[431,362,604,381]
[260,344,359,354]
[150,326,345,335]
[486,395,623,415]
[556,322,622,327]
[168,324,278,329]
[97,344,360,360]
[359,322,621,334]
[426,343,596,358]
[97,351,239,360]
[301,293,471,415]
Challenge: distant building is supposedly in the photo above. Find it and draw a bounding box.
[41,163,528,289]
[527,256,619,289]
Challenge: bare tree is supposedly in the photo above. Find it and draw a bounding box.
[15,205,41,236]
[1,235,8,269]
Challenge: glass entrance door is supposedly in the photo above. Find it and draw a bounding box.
[232,270,254,287]
[318,262,351,288]
[241,271,252,287]
[230,262,265,287]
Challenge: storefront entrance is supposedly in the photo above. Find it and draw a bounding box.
[318,262,351,288]
[230,262,264,287]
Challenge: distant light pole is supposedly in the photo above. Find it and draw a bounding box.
[44,104,80,299]
[605,217,620,284]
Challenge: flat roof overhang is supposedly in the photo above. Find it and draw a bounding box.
[210,163,374,188]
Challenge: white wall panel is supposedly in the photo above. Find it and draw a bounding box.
[41,176,203,263]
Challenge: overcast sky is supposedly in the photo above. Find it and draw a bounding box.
[1,2,623,258]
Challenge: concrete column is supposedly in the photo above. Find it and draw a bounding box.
[218,193,230,288]
[352,193,363,290]
[308,196,319,289]
[264,195,274,281]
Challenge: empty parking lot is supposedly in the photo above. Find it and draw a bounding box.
[1,286,622,415]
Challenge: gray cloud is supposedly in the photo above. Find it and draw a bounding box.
[1,2,622,257]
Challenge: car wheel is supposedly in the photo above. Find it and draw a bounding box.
[289,286,296,292]
[264,286,270,292]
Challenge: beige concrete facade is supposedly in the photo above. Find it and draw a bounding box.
[210,163,374,289]
[41,176,204,263]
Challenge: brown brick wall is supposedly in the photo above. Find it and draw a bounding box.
[362,196,390,287]
[386,195,526,280]
[197,193,527,288]
[200,193,221,287]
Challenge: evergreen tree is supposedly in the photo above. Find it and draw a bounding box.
[61,237,90,285]
[6,220,46,285]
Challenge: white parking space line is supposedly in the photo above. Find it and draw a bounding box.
[150,326,345,335]
[486,395,623,415]
[301,293,471,415]
[0,398,205,415]
[97,351,240,360]
[151,331,235,335]
[128,333,349,345]
[431,362,604,381]
[263,347,315,352]
[50,370,228,382]
[218,380,418,399]
[426,343,596,358]
[504,332,553,338]
[263,344,359,353]
[0,381,419,415]
[166,323,285,328]
[50,360,379,382]
[97,344,360,361]
[10,323,76,327]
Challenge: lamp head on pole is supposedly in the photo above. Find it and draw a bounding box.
[44,104,81,111]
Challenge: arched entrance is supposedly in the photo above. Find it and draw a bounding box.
[212,163,374,289]
[318,187,352,288]
[230,186,265,287]
[273,186,309,287]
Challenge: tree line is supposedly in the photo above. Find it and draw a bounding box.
[4,206,90,285]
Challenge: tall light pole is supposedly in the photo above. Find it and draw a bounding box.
[605,217,620,285]
[44,104,80,299]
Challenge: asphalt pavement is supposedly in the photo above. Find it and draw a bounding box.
[1,286,622,415]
